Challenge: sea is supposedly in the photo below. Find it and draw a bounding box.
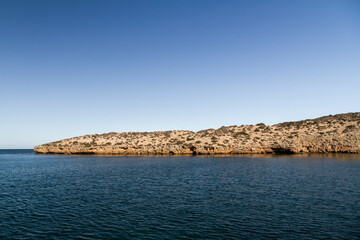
[0,149,359,239]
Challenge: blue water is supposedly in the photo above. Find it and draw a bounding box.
[1,150,360,239]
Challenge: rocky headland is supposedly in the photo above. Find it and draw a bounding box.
[34,113,360,155]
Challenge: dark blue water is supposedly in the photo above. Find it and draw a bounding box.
[1,150,360,239]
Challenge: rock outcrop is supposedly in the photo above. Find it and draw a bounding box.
[34,112,360,155]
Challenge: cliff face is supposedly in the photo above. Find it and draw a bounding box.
[34,113,360,155]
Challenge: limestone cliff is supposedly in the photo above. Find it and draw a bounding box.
[34,112,360,155]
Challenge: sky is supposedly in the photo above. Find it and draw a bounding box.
[1,0,360,148]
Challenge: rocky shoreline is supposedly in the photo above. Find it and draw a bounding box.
[34,112,360,155]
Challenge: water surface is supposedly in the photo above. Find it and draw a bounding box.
[1,150,359,239]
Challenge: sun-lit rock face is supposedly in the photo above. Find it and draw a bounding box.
[34,112,360,155]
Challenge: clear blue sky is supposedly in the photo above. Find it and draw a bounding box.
[1,0,359,148]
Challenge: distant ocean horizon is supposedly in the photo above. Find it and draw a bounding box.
[1,150,359,239]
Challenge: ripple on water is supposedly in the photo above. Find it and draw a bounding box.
[0,151,360,239]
